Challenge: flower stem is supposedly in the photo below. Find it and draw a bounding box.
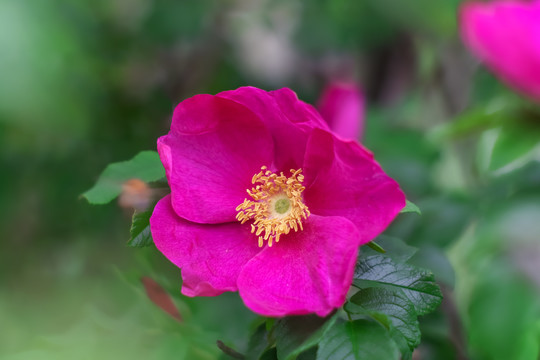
[216,340,245,359]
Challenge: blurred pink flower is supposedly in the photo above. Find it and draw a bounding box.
[460,0,540,101]
[317,82,365,140]
[150,86,405,317]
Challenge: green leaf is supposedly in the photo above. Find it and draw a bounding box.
[246,324,269,360]
[394,195,473,248]
[432,105,504,139]
[296,347,318,360]
[400,200,421,215]
[353,255,442,316]
[409,247,455,287]
[259,347,278,360]
[366,241,386,254]
[489,124,540,173]
[316,319,399,360]
[128,210,153,247]
[346,288,420,355]
[82,151,165,204]
[361,235,418,263]
[275,313,337,360]
[431,94,528,140]
[467,263,540,360]
[265,318,275,333]
[368,0,459,36]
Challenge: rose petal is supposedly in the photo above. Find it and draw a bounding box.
[218,87,329,170]
[150,195,262,296]
[460,1,540,100]
[237,215,361,317]
[303,128,406,243]
[317,82,364,141]
[159,94,274,224]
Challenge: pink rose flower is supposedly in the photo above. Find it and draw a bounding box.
[460,0,540,101]
[150,86,405,317]
[317,82,365,141]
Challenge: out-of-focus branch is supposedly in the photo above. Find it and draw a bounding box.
[216,340,246,360]
[441,285,470,360]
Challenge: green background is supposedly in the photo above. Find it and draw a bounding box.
[1,0,539,359]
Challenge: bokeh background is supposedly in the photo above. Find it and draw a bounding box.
[1,0,539,359]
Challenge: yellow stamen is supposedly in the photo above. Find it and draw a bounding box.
[235,166,310,247]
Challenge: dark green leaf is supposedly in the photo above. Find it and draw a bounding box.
[400,200,421,215]
[246,324,269,360]
[297,347,318,360]
[128,210,153,247]
[259,347,278,360]
[346,287,420,355]
[83,151,165,204]
[316,319,399,360]
[353,255,442,315]
[275,313,337,360]
[368,0,459,36]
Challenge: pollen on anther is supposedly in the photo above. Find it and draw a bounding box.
[235,166,310,247]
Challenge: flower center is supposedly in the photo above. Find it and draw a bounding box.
[274,198,290,214]
[236,166,310,247]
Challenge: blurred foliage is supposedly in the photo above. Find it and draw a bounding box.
[1,0,540,359]
[82,151,164,204]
